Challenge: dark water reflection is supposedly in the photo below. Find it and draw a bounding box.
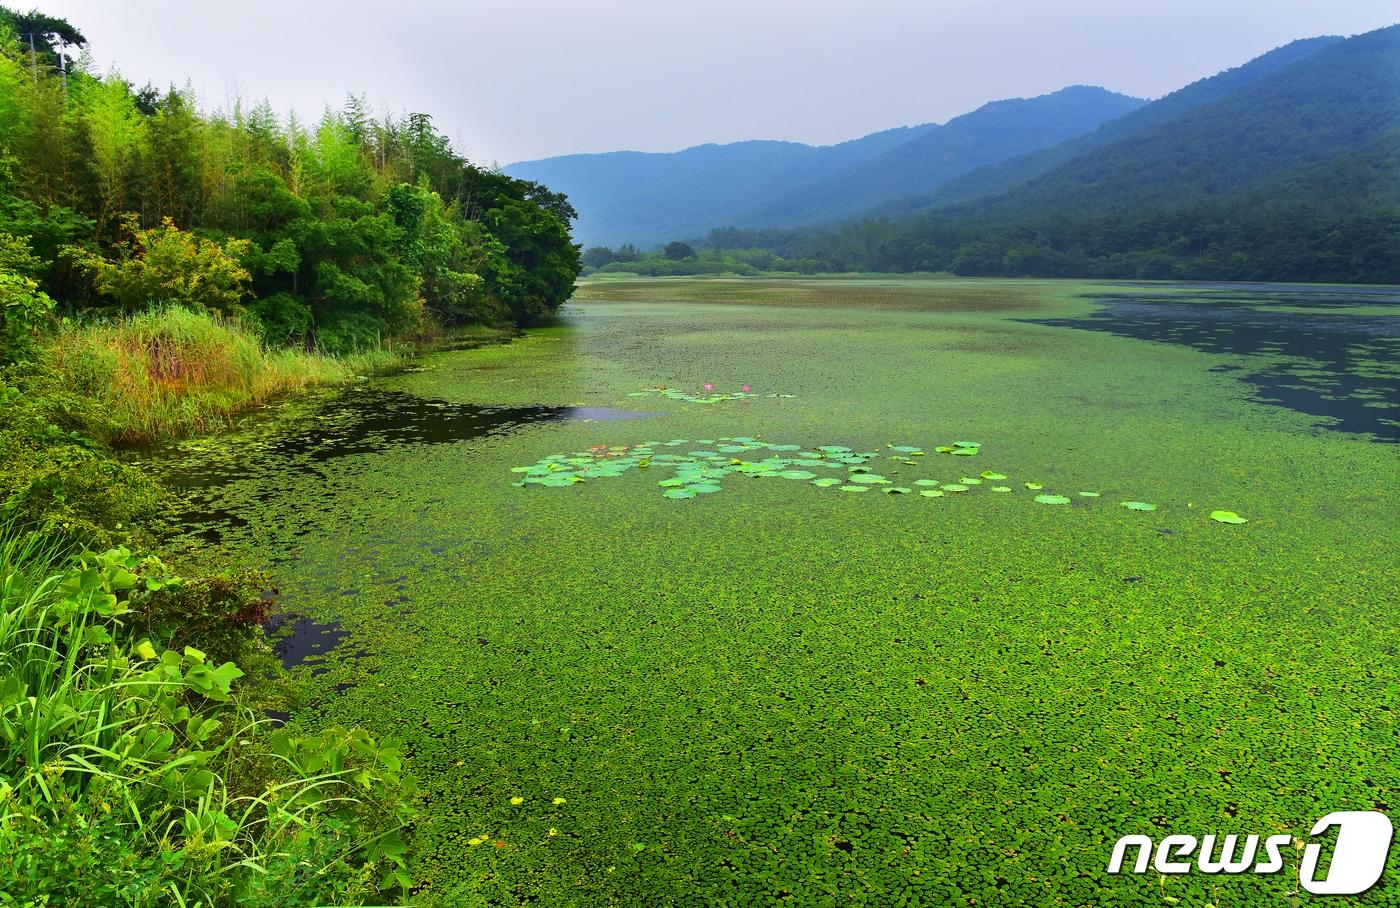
[1025,286,1400,441]
[152,386,654,548]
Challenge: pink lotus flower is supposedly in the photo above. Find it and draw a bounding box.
[703,383,714,391]
[741,385,750,393]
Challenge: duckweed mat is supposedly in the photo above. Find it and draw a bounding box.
[143,277,1399,906]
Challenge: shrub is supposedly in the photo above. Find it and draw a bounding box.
[0,379,161,548]
[67,217,253,317]
[248,291,312,345]
[0,233,55,366]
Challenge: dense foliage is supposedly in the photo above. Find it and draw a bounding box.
[0,14,580,352]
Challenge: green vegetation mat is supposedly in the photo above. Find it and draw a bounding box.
[145,277,1399,906]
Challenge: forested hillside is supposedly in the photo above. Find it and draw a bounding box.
[0,8,581,352]
[743,86,1143,228]
[876,34,1343,215]
[505,87,1140,247]
[703,25,1400,283]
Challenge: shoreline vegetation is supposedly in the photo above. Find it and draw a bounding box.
[51,306,406,443]
[0,3,578,903]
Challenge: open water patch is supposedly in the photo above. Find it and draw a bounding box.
[1025,286,1400,441]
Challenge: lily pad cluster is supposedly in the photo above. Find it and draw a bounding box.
[511,436,1249,525]
[625,386,796,405]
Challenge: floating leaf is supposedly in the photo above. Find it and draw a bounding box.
[1077,491,1100,498]
[979,471,1007,480]
[1035,494,1071,505]
[1025,482,1043,490]
[811,478,842,488]
[883,487,911,494]
[991,486,1011,493]
[662,489,697,499]
[913,479,940,487]
[889,445,923,453]
[849,474,891,484]
[919,490,945,498]
[839,485,869,493]
[779,470,816,480]
[1121,501,1157,511]
[1209,510,1248,524]
[941,484,969,492]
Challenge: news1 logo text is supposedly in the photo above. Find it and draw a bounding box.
[1108,811,1393,896]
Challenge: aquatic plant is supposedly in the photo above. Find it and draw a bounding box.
[625,385,797,404]
[509,437,1210,524]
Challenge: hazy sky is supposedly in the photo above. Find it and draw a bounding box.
[34,0,1400,165]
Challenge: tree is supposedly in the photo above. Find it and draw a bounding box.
[0,6,86,71]
[663,241,695,260]
[581,246,615,268]
[67,217,252,316]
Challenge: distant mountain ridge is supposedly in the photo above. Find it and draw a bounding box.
[504,86,1143,247]
[744,85,1144,228]
[723,24,1399,284]
[929,26,1398,220]
[872,34,1347,217]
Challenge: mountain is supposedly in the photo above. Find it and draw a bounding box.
[748,25,1399,284]
[503,124,932,249]
[937,25,1399,220]
[875,34,1346,216]
[743,86,1144,227]
[504,86,1143,248]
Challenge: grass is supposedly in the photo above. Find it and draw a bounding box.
[144,276,1400,905]
[0,525,412,906]
[48,306,405,444]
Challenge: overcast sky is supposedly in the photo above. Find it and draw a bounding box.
[34,0,1400,165]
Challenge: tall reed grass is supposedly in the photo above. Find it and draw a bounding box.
[49,307,403,443]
